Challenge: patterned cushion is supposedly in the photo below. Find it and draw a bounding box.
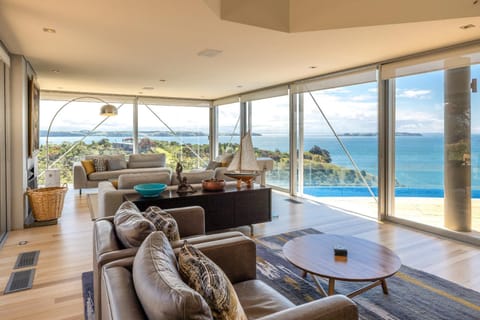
[113,201,156,248]
[133,232,212,320]
[93,157,108,172]
[142,206,180,242]
[178,242,248,320]
[81,159,95,175]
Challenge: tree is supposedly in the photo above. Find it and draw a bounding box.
[309,145,331,163]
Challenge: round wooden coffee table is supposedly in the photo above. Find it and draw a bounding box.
[283,234,401,298]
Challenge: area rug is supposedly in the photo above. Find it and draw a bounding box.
[86,193,98,220]
[256,228,480,320]
[81,271,95,320]
[82,229,480,320]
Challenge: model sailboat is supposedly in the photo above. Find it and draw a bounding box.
[225,133,261,188]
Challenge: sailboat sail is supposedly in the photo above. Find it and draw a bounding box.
[227,133,260,172]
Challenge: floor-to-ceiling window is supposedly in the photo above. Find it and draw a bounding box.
[217,102,241,156]
[296,68,378,218]
[247,91,290,190]
[0,57,8,242]
[39,96,131,185]
[137,101,210,170]
[383,46,480,234]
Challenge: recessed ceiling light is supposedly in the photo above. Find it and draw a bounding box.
[237,85,243,88]
[43,27,56,33]
[309,66,317,69]
[142,86,154,90]
[51,69,60,73]
[197,49,223,58]
[57,86,63,89]
[138,91,143,94]
[158,79,166,82]
[460,24,475,30]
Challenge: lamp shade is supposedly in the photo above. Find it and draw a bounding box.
[99,104,118,116]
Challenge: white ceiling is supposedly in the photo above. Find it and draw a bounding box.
[0,0,480,100]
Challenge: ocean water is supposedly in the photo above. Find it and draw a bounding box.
[41,133,480,196]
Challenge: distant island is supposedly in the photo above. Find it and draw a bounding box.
[340,132,422,137]
[40,130,262,137]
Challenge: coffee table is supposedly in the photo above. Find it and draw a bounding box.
[283,234,401,298]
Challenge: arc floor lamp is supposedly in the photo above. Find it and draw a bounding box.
[44,96,118,172]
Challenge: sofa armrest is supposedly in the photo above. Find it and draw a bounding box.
[183,235,257,284]
[259,295,358,320]
[164,206,205,237]
[102,262,146,320]
[73,162,88,190]
[97,182,134,217]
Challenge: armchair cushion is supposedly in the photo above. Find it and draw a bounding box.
[114,201,155,248]
[142,206,180,242]
[178,242,247,320]
[133,231,212,320]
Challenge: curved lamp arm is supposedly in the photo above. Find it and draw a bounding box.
[45,96,116,168]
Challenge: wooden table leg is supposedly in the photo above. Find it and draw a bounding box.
[381,279,389,294]
[328,278,336,295]
[312,275,328,297]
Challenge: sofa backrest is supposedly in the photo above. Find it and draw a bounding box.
[117,172,171,189]
[170,170,215,185]
[128,154,166,169]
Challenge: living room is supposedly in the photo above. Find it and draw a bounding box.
[0,1,480,319]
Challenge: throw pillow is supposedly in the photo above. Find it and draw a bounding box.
[133,232,212,320]
[142,206,180,242]
[218,153,234,167]
[81,160,95,175]
[107,158,127,171]
[178,241,248,320]
[113,201,156,248]
[93,157,108,172]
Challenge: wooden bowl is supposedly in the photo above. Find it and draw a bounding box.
[202,179,225,191]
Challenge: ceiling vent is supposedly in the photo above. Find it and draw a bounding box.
[197,49,223,58]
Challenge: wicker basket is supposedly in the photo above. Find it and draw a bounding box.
[26,186,68,221]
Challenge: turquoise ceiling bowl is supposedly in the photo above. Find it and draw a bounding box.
[134,183,167,197]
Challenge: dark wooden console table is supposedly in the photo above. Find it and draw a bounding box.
[123,185,271,234]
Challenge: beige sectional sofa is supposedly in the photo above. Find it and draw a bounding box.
[73,154,169,194]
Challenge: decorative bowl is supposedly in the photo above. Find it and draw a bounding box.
[134,183,167,197]
[202,179,225,191]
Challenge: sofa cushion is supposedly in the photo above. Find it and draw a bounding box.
[233,280,295,319]
[81,159,95,175]
[113,201,156,248]
[117,172,171,189]
[133,232,212,320]
[142,206,180,242]
[178,241,247,320]
[107,158,127,171]
[128,154,166,169]
[171,170,215,185]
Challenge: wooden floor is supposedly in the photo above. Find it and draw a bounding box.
[0,189,480,320]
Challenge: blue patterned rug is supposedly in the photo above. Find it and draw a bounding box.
[255,228,480,320]
[82,228,480,320]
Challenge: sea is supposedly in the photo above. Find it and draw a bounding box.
[41,133,480,198]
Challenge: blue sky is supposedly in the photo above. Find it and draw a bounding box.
[40,65,480,135]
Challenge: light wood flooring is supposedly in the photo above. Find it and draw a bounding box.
[0,189,479,320]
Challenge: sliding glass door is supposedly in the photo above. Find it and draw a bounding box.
[389,57,479,233]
